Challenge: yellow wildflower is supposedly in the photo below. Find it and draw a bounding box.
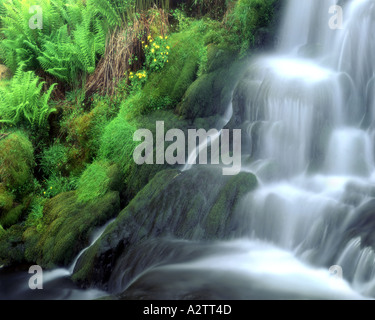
[154,59,157,62]
[147,35,151,40]
[151,48,155,53]
[145,45,148,48]
[159,36,163,39]
[166,46,170,50]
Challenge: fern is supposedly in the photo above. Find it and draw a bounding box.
[0,65,56,128]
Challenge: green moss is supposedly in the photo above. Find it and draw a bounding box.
[33,190,120,268]
[177,57,245,121]
[0,205,24,229]
[0,186,14,213]
[0,132,34,196]
[73,167,258,286]
[0,224,25,266]
[124,110,190,199]
[77,161,120,204]
[226,0,281,55]
[98,117,137,176]
[205,172,257,237]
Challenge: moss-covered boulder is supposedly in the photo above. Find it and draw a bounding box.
[72,166,257,289]
[31,191,120,268]
[0,132,34,227]
[0,190,120,269]
[0,132,34,195]
[0,224,25,266]
[77,161,122,204]
[176,51,245,122]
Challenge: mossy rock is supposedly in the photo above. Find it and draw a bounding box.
[0,132,34,196]
[0,204,24,229]
[23,190,121,268]
[177,57,246,121]
[0,224,25,266]
[77,161,122,204]
[124,110,190,200]
[0,186,14,214]
[73,166,257,287]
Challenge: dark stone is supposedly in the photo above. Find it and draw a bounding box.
[72,166,258,290]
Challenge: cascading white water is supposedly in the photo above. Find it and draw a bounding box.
[231,0,375,298]
[139,0,375,300]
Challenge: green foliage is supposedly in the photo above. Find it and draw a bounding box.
[144,35,170,72]
[0,224,25,265]
[43,175,78,199]
[38,142,77,199]
[226,0,278,55]
[25,197,45,231]
[35,190,120,267]
[121,20,211,116]
[39,143,68,178]
[0,0,107,84]
[0,66,56,128]
[98,117,137,175]
[0,205,24,229]
[0,187,13,213]
[129,69,148,92]
[77,161,114,203]
[0,132,34,195]
[60,95,117,170]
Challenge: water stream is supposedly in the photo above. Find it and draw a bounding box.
[3,0,375,300]
[129,0,375,299]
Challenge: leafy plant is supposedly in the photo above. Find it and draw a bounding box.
[98,117,137,175]
[144,35,170,72]
[226,0,278,55]
[39,142,68,178]
[42,175,78,198]
[0,65,56,128]
[25,197,45,232]
[76,161,113,203]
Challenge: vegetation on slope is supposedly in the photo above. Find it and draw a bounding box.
[0,0,281,268]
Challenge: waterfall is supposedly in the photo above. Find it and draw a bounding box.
[230,0,375,298]
[146,0,375,299]
[5,0,375,300]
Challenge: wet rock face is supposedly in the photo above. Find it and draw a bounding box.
[344,199,375,248]
[0,65,11,81]
[72,167,258,290]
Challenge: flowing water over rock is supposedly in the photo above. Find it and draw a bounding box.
[3,0,375,300]
[117,0,375,299]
